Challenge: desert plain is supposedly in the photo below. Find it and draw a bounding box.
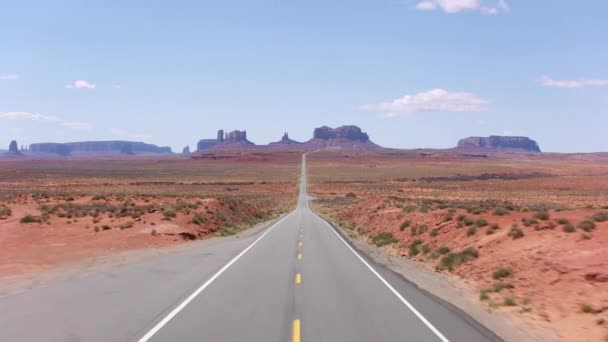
[1,149,607,341]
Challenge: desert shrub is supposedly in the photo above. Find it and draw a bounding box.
[557,218,570,225]
[480,291,490,301]
[409,239,423,256]
[215,211,228,222]
[475,219,488,227]
[493,207,510,216]
[534,211,550,221]
[467,227,477,236]
[421,244,431,254]
[592,212,608,222]
[345,192,356,198]
[192,213,206,226]
[581,304,594,314]
[562,223,576,233]
[436,246,451,255]
[493,267,513,279]
[504,296,517,306]
[467,206,485,215]
[440,247,479,270]
[522,217,538,227]
[102,225,111,230]
[0,205,12,217]
[464,217,475,226]
[487,224,500,235]
[430,228,439,237]
[20,215,40,223]
[508,225,524,239]
[493,282,514,292]
[163,207,177,218]
[120,220,134,229]
[399,220,411,231]
[371,232,398,247]
[579,220,596,232]
[457,214,467,222]
[417,224,428,235]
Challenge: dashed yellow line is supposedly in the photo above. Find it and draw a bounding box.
[298,241,302,247]
[292,319,301,342]
[295,273,301,284]
[297,253,302,260]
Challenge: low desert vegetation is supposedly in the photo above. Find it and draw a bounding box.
[439,247,479,271]
[0,205,12,218]
[493,267,514,280]
[371,232,398,247]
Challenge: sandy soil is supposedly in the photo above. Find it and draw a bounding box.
[309,150,608,342]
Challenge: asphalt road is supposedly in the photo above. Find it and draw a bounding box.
[0,154,499,342]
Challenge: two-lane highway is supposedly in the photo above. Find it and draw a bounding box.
[0,154,499,342]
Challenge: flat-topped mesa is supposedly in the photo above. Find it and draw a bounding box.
[29,141,172,156]
[457,136,541,152]
[224,130,250,144]
[313,125,370,142]
[307,125,380,149]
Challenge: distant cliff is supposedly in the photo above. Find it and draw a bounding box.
[30,141,172,156]
[305,125,380,149]
[457,136,541,152]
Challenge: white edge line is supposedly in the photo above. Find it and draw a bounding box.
[321,219,451,342]
[137,212,292,342]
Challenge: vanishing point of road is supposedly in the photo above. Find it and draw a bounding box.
[0,154,500,342]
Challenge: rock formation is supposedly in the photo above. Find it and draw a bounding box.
[457,136,541,152]
[313,125,370,142]
[197,129,254,151]
[29,141,171,156]
[267,132,303,149]
[182,146,190,154]
[306,125,380,149]
[7,140,23,156]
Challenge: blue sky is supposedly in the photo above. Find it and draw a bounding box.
[1,0,607,152]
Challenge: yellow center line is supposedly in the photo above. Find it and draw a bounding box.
[298,241,302,247]
[295,273,301,284]
[297,253,302,260]
[292,319,301,342]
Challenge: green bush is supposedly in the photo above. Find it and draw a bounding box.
[493,207,509,216]
[436,246,451,255]
[578,220,596,232]
[493,267,513,279]
[371,232,398,247]
[522,217,538,227]
[534,211,550,221]
[591,212,608,222]
[440,247,479,270]
[557,218,570,225]
[421,244,431,254]
[163,207,177,218]
[399,220,411,231]
[430,228,439,237]
[0,205,12,217]
[508,226,524,239]
[562,223,576,233]
[20,215,40,223]
[467,227,477,236]
[409,239,423,256]
[192,213,206,226]
[492,282,514,292]
[120,220,134,229]
[503,296,517,306]
[475,219,489,227]
[487,224,500,235]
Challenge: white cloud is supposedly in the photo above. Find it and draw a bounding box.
[112,84,122,89]
[0,74,19,80]
[65,80,96,89]
[0,111,90,130]
[0,112,60,122]
[360,88,491,117]
[415,0,509,14]
[537,75,608,88]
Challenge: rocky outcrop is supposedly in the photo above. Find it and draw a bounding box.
[6,140,22,156]
[457,136,541,152]
[30,143,72,156]
[306,125,380,149]
[313,125,371,142]
[29,141,171,156]
[197,129,254,151]
[268,132,302,147]
[182,146,190,154]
